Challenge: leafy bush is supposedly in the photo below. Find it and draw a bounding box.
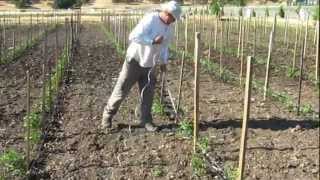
[10,0,29,8]
[209,0,223,16]
[312,6,319,20]
[238,7,243,16]
[265,7,270,17]
[295,5,302,15]
[252,9,256,17]
[54,0,86,9]
[279,6,285,18]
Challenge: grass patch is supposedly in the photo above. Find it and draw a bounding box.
[224,164,239,180]
[0,150,26,177]
[152,97,165,116]
[197,137,209,154]
[177,119,193,138]
[191,153,206,177]
[152,166,164,177]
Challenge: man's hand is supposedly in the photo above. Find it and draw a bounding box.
[160,64,167,73]
[153,35,163,45]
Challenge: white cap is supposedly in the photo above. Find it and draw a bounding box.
[160,1,182,21]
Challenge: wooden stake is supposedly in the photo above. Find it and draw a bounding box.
[184,16,188,53]
[41,64,46,115]
[176,51,185,123]
[214,17,218,49]
[208,32,212,60]
[284,16,288,44]
[240,19,245,85]
[316,23,319,83]
[263,16,276,100]
[303,17,309,59]
[297,41,305,116]
[26,70,31,168]
[55,24,59,90]
[237,17,242,58]
[219,21,224,78]
[313,21,319,45]
[238,56,253,180]
[12,30,15,58]
[193,32,200,153]
[253,17,256,57]
[292,22,300,71]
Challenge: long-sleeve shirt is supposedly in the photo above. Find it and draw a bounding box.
[126,11,174,68]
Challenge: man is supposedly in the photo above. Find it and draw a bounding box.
[101,1,182,132]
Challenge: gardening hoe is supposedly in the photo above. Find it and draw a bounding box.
[160,70,166,104]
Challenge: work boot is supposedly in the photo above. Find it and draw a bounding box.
[101,113,112,129]
[144,122,159,132]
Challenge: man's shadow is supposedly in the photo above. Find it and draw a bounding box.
[116,116,319,133]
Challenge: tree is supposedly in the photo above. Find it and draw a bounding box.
[10,0,30,8]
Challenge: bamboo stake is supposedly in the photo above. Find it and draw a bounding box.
[238,56,253,180]
[193,32,200,153]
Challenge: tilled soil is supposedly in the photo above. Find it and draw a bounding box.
[32,23,319,180]
[34,24,196,179]
[0,26,66,154]
[167,51,319,179]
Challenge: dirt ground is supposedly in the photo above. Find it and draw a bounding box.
[26,22,320,179]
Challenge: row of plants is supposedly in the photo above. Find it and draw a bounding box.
[0,24,59,64]
[0,37,71,179]
[171,48,316,117]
